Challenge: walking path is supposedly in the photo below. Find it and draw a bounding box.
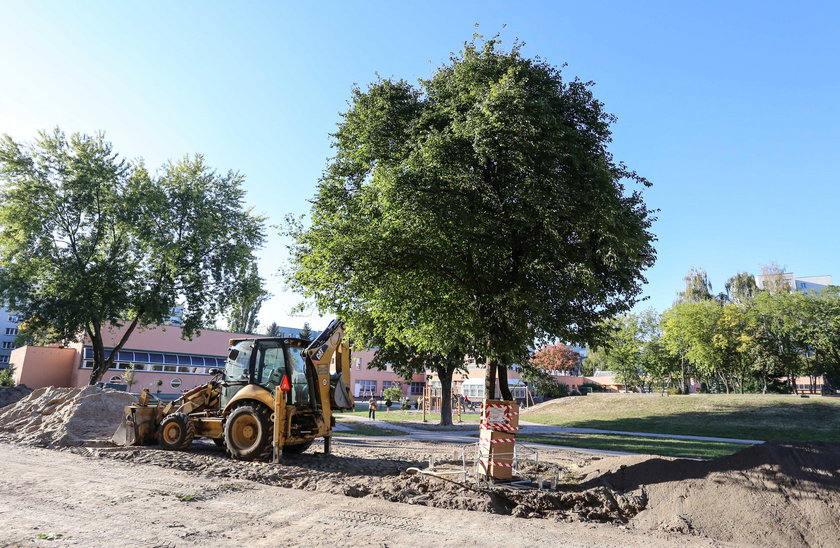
[335,414,763,447]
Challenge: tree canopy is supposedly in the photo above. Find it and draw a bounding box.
[592,267,840,395]
[530,344,582,373]
[286,36,655,399]
[0,129,265,383]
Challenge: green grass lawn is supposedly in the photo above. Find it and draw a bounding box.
[515,432,746,459]
[522,394,840,442]
[334,423,405,436]
[338,409,482,423]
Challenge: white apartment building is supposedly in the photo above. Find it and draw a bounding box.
[755,273,833,293]
[0,304,22,368]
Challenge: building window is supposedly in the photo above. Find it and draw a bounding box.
[381,381,400,394]
[409,381,424,395]
[1,342,15,349]
[4,328,18,335]
[354,379,376,397]
[355,357,362,370]
[462,383,483,399]
[0,355,8,364]
[171,378,182,389]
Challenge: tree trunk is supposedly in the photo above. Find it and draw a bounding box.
[484,361,497,400]
[681,358,688,394]
[437,366,454,426]
[496,361,513,401]
[87,314,143,385]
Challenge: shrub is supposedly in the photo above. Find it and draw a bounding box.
[0,366,15,387]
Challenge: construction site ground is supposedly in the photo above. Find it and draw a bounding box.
[1,441,720,548]
[2,387,839,547]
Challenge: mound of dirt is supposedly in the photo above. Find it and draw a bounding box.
[581,442,840,546]
[0,386,134,447]
[0,384,33,408]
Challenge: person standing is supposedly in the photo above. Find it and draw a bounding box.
[368,395,377,420]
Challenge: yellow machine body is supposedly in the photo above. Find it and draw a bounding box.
[112,319,353,461]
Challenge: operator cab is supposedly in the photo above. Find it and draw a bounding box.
[223,338,319,409]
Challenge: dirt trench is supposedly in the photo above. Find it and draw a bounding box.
[86,439,645,524]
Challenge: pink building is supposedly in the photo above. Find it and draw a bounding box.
[12,323,259,395]
[10,323,427,401]
[347,349,427,402]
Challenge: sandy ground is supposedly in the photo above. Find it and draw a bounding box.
[2,388,837,547]
[0,442,726,548]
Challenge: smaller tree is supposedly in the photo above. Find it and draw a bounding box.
[531,344,582,374]
[0,365,15,387]
[759,261,790,293]
[726,272,759,305]
[581,346,608,376]
[120,365,136,392]
[226,264,270,334]
[677,267,713,304]
[264,322,282,337]
[519,363,569,399]
[382,384,403,406]
[299,322,313,340]
[600,314,643,392]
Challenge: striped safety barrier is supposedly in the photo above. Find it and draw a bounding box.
[480,402,519,433]
[478,437,516,445]
[479,458,513,468]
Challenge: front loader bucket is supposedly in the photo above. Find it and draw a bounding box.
[112,406,159,446]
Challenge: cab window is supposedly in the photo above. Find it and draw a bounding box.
[285,346,314,406]
[226,341,253,383]
[257,343,285,392]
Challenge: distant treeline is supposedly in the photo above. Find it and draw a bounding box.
[585,268,840,394]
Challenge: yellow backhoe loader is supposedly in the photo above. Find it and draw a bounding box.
[113,319,354,461]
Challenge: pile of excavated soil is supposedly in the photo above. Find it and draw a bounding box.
[0,386,134,447]
[0,384,32,408]
[580,441,840,546]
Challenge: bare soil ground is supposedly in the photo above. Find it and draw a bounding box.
[0,442,718,548]
[1,387,838,547]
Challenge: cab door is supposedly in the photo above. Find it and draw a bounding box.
[222,340,253,408]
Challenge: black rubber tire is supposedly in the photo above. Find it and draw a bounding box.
[224,403,272,461]
[283,440,313,455]
[158,412,195,451]
[212,438,225,448]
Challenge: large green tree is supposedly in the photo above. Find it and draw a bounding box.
[286,36,655,399]
[0,130,265,383]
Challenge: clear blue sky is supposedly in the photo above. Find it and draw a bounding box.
[2,1,838,331]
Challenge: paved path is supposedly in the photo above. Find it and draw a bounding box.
[517,420,763,444]
[335,414,763,449]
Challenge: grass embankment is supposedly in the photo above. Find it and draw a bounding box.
[522,394,840,442]
[516,433,746,459]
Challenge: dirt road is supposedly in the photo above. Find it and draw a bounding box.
[0,443,722,547]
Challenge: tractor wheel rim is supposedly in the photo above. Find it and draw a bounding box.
[163,423,181,443]
[231,415,259,449]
